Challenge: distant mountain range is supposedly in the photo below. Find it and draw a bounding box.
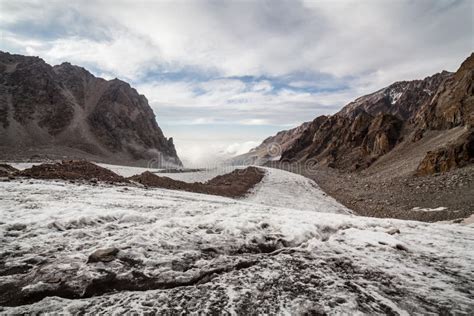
[0,51,181,166]
[234,53,473,176]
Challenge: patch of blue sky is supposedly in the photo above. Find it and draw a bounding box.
[137,68,352,96]
[2,12,111,42]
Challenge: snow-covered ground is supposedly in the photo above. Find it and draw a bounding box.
[95,163,163,178]
[246,167,350,214]
[411,206,448,212]
[6,161,237,180]
[153,166,350,214]
[0,166,473,314]
[6,162,41,170]
[159,166,242,183]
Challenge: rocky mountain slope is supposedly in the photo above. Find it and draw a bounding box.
[0,51,181,167]
[228,122,310,165]
[338,72,450,120]
[278,53,473,174]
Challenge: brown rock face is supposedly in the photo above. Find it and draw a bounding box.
[416,129,474,176]
[366,113,403,156]
[279,116,329,162]
[0,51,181,166]
[412,53,473,175]
[281,112,402,170]
[415,53,474,130]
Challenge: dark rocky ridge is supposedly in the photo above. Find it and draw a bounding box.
[16,160,128,183]
[281,112,405,170]
[0,51,181,167]
[280,53,474,174]
[338,71,451,121]
[130,167,264,198]
[0,163,17,177]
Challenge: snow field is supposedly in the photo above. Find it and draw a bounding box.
[0,164,472,314]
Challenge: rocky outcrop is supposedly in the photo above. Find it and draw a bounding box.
[87,248,120,263]
[0,164,17,177]
[129,167,264,198]
[416,128,474,176]
[414,53,474,130]
[366,113,404,156]
[16,160,128,183]
[281,112,403,170]
[0,51,181,166]
[280,116,329,162]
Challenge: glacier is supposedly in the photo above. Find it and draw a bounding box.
[0,166,472,314]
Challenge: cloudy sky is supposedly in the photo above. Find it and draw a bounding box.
[1,0,472,165]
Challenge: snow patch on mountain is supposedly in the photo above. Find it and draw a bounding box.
[388,90,403,105]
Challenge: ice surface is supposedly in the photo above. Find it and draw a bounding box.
[412,206,448,212]
[159,166,243,183]
[6,162,41,170]
[0,167,473,314]
[95,163,163,177]
[245,167,351,214]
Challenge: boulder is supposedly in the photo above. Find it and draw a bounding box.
[87,248,120,263]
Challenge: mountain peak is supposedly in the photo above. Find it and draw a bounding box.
[0,52,182,167]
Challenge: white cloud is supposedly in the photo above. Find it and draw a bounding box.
[224,141,260,156]
[173,139,260,168]
[239,119,271,126]
[136,78,354,127]
[2,0,471,83]
[1,32,159,81]
[252,80,273,92]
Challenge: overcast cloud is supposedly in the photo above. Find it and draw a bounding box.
[1,0,472,165]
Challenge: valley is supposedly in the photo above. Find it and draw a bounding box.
[0,24,473,315]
